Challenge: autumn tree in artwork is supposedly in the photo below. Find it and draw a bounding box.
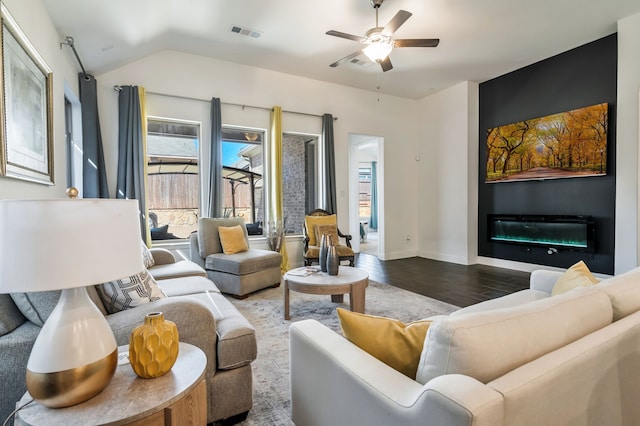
[485,103,608,182]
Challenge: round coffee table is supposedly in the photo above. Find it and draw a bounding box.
[283,266,369,320]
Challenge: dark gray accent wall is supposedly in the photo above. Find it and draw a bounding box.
[478,34,617,274]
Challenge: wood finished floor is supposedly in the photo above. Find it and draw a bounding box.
[354,253,531,308]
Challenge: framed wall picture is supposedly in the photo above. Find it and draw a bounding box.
[0,5,53,185]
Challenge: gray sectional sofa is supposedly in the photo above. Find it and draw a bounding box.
[0,248,256,425]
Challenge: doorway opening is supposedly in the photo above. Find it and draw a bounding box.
[349,134,384,259]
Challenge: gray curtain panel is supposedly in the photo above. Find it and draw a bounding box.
[322,113,337,214]
[206,98,223,218]
[78,74,109,198]
[116,86,147,242]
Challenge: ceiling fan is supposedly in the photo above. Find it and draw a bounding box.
[326,0,439,72]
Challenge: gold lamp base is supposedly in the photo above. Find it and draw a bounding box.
[26,349,117,408]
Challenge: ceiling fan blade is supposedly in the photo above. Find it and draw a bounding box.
[326,30,366,43]
[379,56,393,72]
[394,38,440,48]
[330,50,364,68]
[382,10,412,36]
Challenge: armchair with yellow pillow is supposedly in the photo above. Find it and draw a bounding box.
[290,261,640,425]
[190,217,282,298]
[303,209,355,267]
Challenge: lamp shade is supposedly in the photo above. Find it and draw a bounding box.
[0,199,144,293]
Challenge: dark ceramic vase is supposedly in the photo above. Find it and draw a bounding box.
[327,243,339,276]
[319,234,328,272]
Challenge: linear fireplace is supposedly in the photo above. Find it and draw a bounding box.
[488,215,595,253]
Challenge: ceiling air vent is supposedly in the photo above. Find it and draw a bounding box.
[231,26,262,39]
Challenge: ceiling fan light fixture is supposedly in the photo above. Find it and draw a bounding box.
[364,41,393,62]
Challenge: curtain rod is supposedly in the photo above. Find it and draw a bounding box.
[113,86,337,120]
[60,36,89,80]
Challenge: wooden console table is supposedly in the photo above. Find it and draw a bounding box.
[15,342,206,426]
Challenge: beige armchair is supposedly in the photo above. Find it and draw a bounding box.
[303,209,355,267]
[190,217,282,298]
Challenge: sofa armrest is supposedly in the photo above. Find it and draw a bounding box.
[106,297,217,381]
[290,320,503,426]
[530,270,563,295]
[150,248,177,265]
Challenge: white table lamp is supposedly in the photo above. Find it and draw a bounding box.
[0,198,144,408]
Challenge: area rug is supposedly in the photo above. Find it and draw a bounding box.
[225,280,459,425]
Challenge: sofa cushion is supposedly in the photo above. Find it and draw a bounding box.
[305,245,354,258]
[416,286,613,385]
[198,217,248,258]
[551,260,599,296]
[598,266,640,321]
[0,294,26,336]
[205,249,281,275]
[218,225,249,254]
[337,308,432,379]
[451,289,549,317]
[149,260,207,280]
[304,214,336,246]
[157,276,221,297]
[186,292,257,369]
[97,270,166,314]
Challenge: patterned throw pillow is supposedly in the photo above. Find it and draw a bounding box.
[141,241,155,269]
[314,224,340,247]
[97,269,166,314]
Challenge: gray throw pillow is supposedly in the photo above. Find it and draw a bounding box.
[11,291,61,327]
[0,294,27,336]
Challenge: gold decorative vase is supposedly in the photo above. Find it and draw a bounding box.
[129,312,179,379]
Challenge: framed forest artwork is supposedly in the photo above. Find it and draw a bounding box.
[0,4,54,185]
[485,103,608,183]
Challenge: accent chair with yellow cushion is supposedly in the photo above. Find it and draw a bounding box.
[190,217,282,298]
[303,209,355,267]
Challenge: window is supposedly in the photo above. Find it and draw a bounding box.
[219,129,318,236]
[222,127,265,235]
[359,166,372,219]
[146,118,200,240]
[64,87,83,194]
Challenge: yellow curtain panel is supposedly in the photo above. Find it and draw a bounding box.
[270,106,289,273]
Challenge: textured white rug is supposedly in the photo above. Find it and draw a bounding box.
[226,280,458,425]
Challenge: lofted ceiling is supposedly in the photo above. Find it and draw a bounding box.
[42,0,640,99]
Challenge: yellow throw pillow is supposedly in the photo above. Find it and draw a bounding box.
[314,224,340,247]
[551,260,600,296]
[304,214,337,246]
[218,225,249,255]
[337,308,432,379]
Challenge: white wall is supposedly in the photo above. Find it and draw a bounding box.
[617,11,640,273]
[417,81,478,264]
[0,0,80,200]
[95,50,421,260]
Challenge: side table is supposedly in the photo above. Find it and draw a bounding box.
[15,342,207,426]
